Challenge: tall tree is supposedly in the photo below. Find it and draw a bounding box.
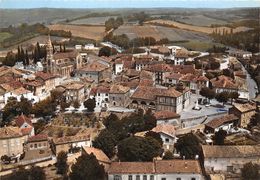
[216,91,229,105]
[83,98,96,112]
[175,133,201,159]
[213,129,227,145]
[200,87,216,103]
[56,151,68,175]
[25,49,29,65]
[69,153,105,180]
[93,129,117,158]
[118,136,162,162]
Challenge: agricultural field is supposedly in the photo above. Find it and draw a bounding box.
[48,24,106,41]
[69,16,117,25]
[172,40,224,51]
[145,19,252,34]
[0,32,13,43]
[114,25,211,42]
[174,14,228,27]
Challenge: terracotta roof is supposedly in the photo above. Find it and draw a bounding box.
[61,81,84,90]
[205,114,239,129]
[108,160,202,174]
[11,87,31,95]
[165,72,183,80]
[211,75,238,89]
[232,103,256,113]
[139,79,154,87]
[139,70,153,80]
[0,126,23,139]
[202,145,260,158]
[158,46,170,54]
[131,86,182,101]
[180,73,197,82]
[28,134,48,142]
[15,115,33,127]
[125,69,140,77]
[21,127,33,135]
[0,81,23,92]
[175,48,189,58]
[196,75,209,82]
[35,71,56,81]
[53,134,90,145]
[53,50,78,60]
[120,79,140,89]
[109,84,130,94]
[152,124,176,137]
[83,147,110,163]
[154,111,180,120]
[79,61,108,72]
[23,80,45,87]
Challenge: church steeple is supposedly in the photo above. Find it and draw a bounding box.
[46,34,54,73]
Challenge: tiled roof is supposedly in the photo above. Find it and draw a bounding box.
[53,134,90,145]
[139,70,153,80]
[175,48,189,58]
[152,124,176,137]
[108,160,202,174]
[21,127,33,135]
[0,126,23,139]
[109,84,130,94]
[23,80,45,87]
[165,72,183,80]
[232,103,256,113]
[211,75,238,89]
[205,114,239,129]
[12,87,31,95]
[154,111,180,120]
[79,61,108,72]
[28,134,48,142]
[202,145,260,158]
[53,50,78,60]
[35,71,56,81]
[15,115,33,127]
[61,81,84,90]
[83,147,110,163]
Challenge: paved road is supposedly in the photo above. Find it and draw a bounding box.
[240,60,258,99]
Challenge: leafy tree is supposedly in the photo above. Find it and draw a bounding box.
[118,136,162,162]
[98,46,117,57]
[249,111,260,127]
[213,129,227,145]
[175,133,201,159]
[3,51,16,66]
[32,97,56,117]
[143,108,157,130]
[103,113,120,128]
[241,162,259,180]
[93,129,117,158]
[200,87,216,103]
[223,69,234,78]
[8,167,29,180]
[83,98,96,112]
[216,91,229,105]
[163,151,174,160]
[8,166,46,180]
[30,166,46,180]
[73,100,80,109]
[229,92,239,104]
[56,151,68,175]
[69,153,105,180]
[145,131,163,145]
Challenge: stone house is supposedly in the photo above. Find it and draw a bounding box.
[0,126,27,158]
[204,114,239,133]
[59,81,85,103]
[108,160,203,180]
[229,103,256,127]
[109,84,131,107]
[14,115,35,137]
[52,134,91,155]
[202,145,260,174]
[89,85,110,108]
[154,110,181,126]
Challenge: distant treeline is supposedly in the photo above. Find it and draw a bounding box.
[64,12,120,23]
[103,32,170,49]
[0,23,71,48]
[105,17,124,31]
[211,19,259,28]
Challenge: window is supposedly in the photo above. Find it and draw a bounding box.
[177,178,181,180]
[128,175,132,180]
[136,175,140,180]
[165,138,169,143]
[161,178,166,180]
[191,178,196,180]
[113,175,121,180]
[150,175,154,180]
[143,175,147,180]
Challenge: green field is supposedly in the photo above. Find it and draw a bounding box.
[0,32,13,43]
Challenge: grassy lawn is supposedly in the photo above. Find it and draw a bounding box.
[173,40,225,51]
[0,32,13,43]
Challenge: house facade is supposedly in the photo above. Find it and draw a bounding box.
[108,160,203,180]
[109,85,131,107]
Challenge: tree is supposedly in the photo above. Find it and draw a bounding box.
[249,111,260,127]
[25,49,29,65]
[98,46,117,57]
[32,97,56,117]
[229,92,239,104]
[216,91,229,105]
[213,129,227,145]
[163,151,174,160]
[69,153,105,180]
[83,98,96,112]
[118,136,162,162]
[200,87,216,103]
[143,108,157,130]
[145,131,163,145]
[241,162,259,180]
[175,133,201,159]
[3,51,16,66]
[30,166,46,180]
[73,100,80,109]
[8,166,46,180]
[93,129,117,158]
[56,151,68,175]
